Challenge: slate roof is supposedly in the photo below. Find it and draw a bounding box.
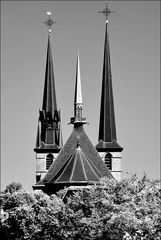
[96,139,123,152]
[98,21,117,143]
[42,34,57,117]
[49,143,103,184]
[33,125,113,191]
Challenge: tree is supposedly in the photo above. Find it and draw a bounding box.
[0,175,160,240]
[3,182,22,194]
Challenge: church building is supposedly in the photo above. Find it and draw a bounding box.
[33,4,123,194]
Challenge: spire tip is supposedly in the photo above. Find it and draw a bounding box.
[99,2,115,22]
[43,10,56,34]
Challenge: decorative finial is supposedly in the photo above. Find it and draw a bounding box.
[43,10,56,34]
[99,2,115,23]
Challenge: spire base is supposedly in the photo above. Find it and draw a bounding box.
[69,116,88,125]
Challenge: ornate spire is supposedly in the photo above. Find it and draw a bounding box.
[98,3,117,143]
[70,52,87,125]
[35,11,62,149]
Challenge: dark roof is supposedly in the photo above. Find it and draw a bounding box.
[96,139,123,152]
[34,142,60,153]
[48,144,103,184]
[42,34,57,118]
[34,125,113,190]
[98,22,117,143]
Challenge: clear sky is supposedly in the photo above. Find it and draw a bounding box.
[1,1,160,192]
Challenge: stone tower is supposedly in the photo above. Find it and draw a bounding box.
[96,4,123,181]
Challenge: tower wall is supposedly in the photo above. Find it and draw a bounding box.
[98,151,122,181]
[35,152,59,182]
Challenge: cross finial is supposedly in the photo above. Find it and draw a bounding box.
[43,11,56,35]
[99,2,115,23]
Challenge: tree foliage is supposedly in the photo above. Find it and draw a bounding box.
[0,175,160,240]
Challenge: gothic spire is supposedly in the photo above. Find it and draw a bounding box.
[74,52,83,107]
[98,5,117,143]
[42,11,57,118]
[35,11,62,149]
[70,52,87,125]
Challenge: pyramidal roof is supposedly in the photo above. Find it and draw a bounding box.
[49,142,104,184]
[33,125,113,191]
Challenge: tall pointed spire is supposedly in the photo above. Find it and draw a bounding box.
[35,11,62,149]
[42,11,57,118]
[98,20,117,142]
[96,3,123,151]
[70,52,87,125]
[96,3,123,182]
[74,52,82,106]
[42,34,57,117]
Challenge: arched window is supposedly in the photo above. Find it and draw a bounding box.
[104,153,112,170]
[46,154,53,170]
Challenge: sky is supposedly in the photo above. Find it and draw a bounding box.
[1,1,160,192]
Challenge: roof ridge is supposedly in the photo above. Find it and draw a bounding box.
[51,152,74,183]
[80,150,104,178]
[70,149,78,182]
[79,150,88,182]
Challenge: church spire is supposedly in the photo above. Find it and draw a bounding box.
[74,52,82,106]
[70,52,87,125]
[98,4,117,142]
[42,11,57,117]
[96,4,123,182]
[33,50,113,193]
[42,34,57,117]
[35,11,62,149]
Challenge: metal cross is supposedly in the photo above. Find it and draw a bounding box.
[43,11,56,34]
[99,2,115,21]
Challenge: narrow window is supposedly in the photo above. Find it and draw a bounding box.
[104,153,112,170]
[46,154,53,170]
[36,175,41,183]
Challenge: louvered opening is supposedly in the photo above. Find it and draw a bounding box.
[104,153,112,170]
[46,154,53,170]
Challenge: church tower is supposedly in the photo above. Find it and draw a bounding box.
[96,4,123,181]
[33,52,112,194]
[34,12,63,184]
